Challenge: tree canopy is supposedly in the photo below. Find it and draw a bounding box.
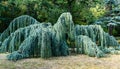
[0,0,106,32]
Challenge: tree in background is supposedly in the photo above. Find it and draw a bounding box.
[0,0,106,32]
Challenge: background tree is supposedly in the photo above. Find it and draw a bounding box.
[0,0,106,32]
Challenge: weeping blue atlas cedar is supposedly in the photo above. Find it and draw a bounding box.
[0,12,119,61]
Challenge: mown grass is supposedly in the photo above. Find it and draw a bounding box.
[0,54,120,69]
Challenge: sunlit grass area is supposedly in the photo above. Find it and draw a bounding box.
[0,54,120,69]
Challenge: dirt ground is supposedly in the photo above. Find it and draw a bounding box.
[0,54,120,69]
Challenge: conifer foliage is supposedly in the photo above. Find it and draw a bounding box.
[0,12,119,61]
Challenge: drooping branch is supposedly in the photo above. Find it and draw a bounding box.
[0,12,119,61]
